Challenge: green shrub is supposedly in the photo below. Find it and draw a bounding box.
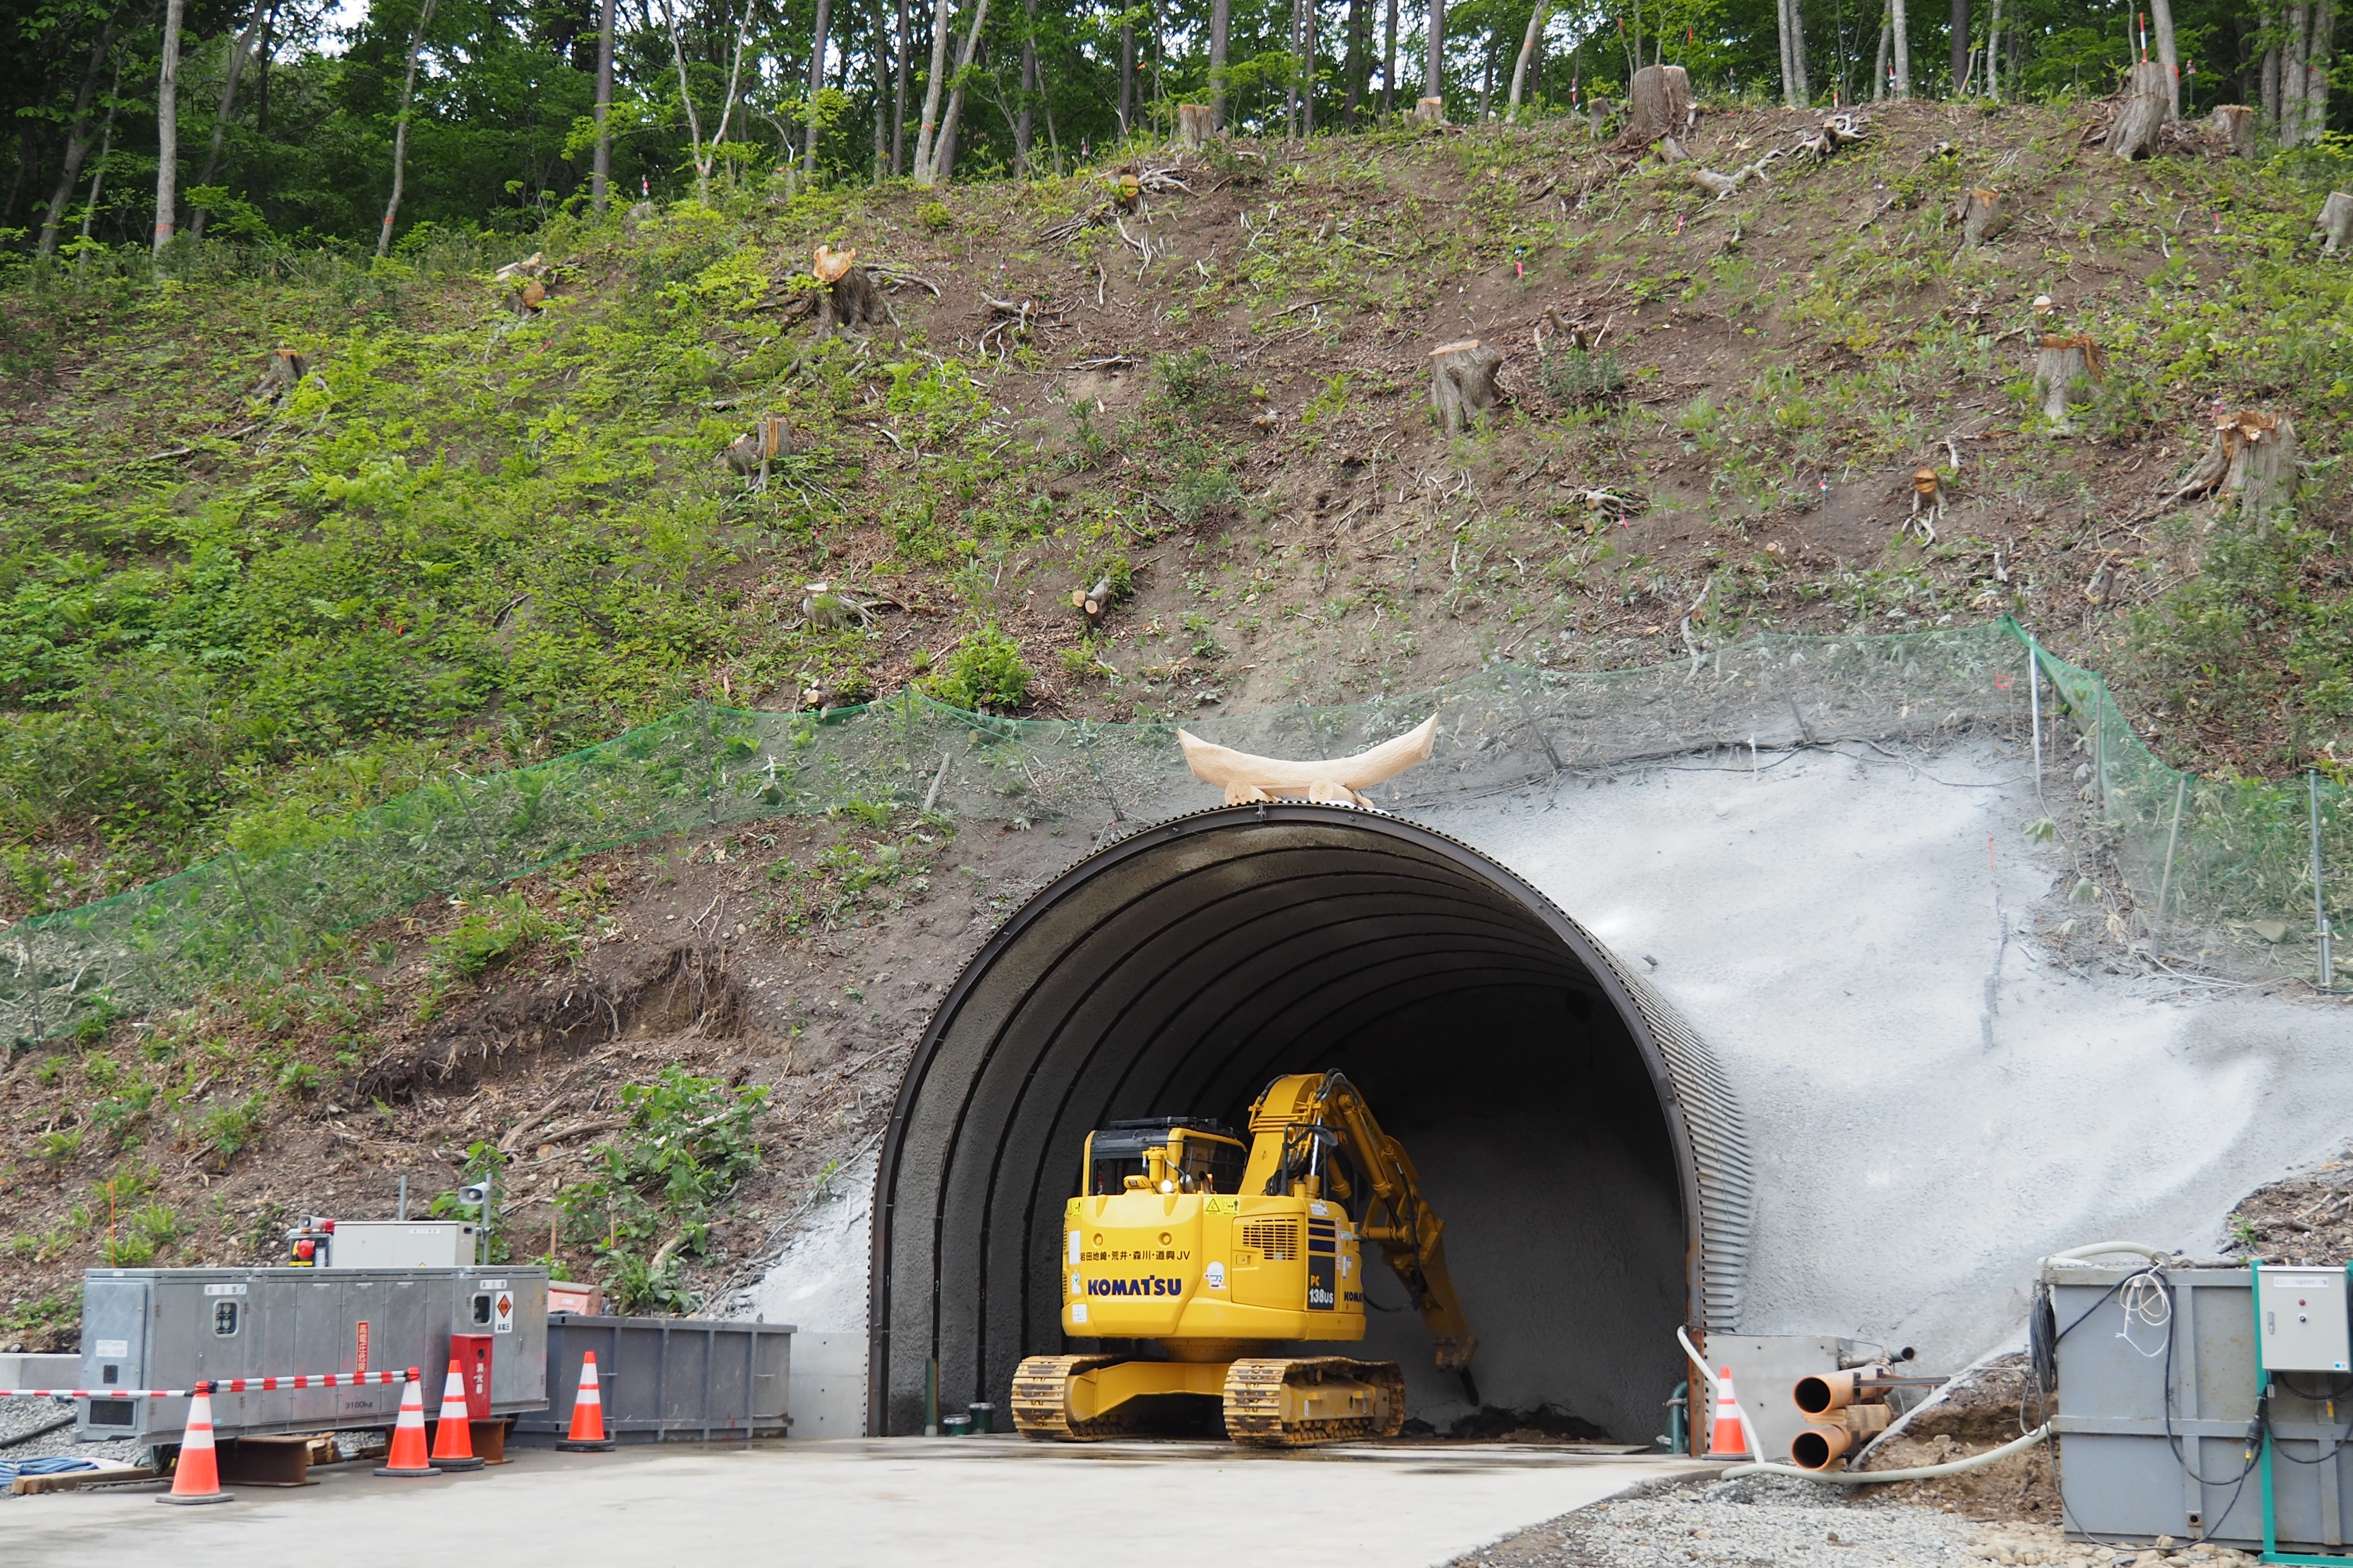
[195,1096,268,1162]
[1539,347,1628,408]
[925,627,1033,713]
[428,895,556,985]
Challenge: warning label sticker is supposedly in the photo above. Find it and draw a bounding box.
[492,1293,515,1334]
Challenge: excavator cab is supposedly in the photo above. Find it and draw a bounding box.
[1084,1118,1248,1196]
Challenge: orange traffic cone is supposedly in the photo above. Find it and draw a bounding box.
[556,1350,616,1453]
[428,1362,485,1471]
[1709,1364,1751,1459]
[155,1381,234,1506]
[375,1368,442,1477]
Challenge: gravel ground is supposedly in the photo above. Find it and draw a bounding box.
[1446,1474,2267,1568]
[0,1394,148,1496]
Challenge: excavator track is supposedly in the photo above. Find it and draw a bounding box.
[1011,1355,1138,1441]
[1222,1357,1407,1446]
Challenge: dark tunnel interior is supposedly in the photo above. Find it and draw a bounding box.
[871,805,1743,1440]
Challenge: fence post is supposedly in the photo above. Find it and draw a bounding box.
[2314,770,2336,989]
[2026,638,2043,807]
[2155,774,2186,939]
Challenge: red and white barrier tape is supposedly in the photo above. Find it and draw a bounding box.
[1,1369,412,1399]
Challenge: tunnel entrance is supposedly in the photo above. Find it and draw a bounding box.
[869,805,1753,1439]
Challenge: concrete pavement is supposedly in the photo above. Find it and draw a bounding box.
[0,1438,1710,1567]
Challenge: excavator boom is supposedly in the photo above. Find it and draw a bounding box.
[1245,1070,1478,1374]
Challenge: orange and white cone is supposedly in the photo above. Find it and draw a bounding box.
[155,1381,234,1506]
[1709,1365,1751,1459]
[375,1368,441,1477]
[555,1350,616,1453]
[428,1362,485,1471]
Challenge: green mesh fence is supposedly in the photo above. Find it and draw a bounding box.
[2,619,2341,1043]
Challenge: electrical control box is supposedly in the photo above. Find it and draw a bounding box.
[2256,1266,2352,1373]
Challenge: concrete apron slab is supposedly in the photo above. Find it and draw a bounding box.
[0,1440,1711,1567]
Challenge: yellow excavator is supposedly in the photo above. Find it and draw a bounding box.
[1012,1070,1477,1446]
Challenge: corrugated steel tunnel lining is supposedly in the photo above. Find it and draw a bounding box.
[870,804,1754,1439]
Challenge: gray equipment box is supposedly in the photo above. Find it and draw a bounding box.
[78,1267,548,1445]
[513,1315,790,1445]
[2256,1267,2352,1373]
[2048,1262,2352,1552]
[1710,1335,1874,1467]
[319,1222,478,1270]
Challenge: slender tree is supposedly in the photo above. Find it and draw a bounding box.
[1890,0,1909,94]
[892,0,910,172]
[1382,0,1397,111]
[1949,0,1966,91]
[2146,0,2180,109]
[2306,0,2335,144]
[1120,12,1135,132]
[36,11,122,258]
[1982,0,2001,99]
[929,0,989,180]
[376,0,440,258]
[189,0,267,240]
[592,0,614,211]
[1424,0,1445,100]
[807,0,834,174]
[75,52,124,263]
[912,0,954,180]
[1211,0,1230,125]
[153,0,187,254]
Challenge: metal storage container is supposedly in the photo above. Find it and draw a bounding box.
[2048,1262,2349,1552]
[77,1266,547,1445]
[513,1315,790,1445]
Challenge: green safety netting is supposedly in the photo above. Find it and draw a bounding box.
[2,618,2340,1042]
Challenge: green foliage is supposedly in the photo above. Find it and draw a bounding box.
[428,895,559,985]
[556,1067,768,1313]
[924,626,1033,713]
[34,1127,81,1166]
[195,1095,269,1163]
[1153,346,1229,409]
[1540,347,1629,409]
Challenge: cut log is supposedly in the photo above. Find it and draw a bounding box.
[2208,104,2258,158]
[1071,573,1116,627]
[1429,338,1505,436]
[1620,64,1694,147]
[1794,111,1870,161]
[2165,411,2299,512]
[1957,187,2010,246]
[1175,103,1213,149]
[1908,465,1944,542]
[2031,334,2104,426]
[2110,60,2172,161]
[2319,191,2353,253]
[1413,95,1447,125]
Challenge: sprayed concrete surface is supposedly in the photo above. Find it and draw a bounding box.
[754,735,2352,1401]
[1421,737,2353,1367]
[0,1440,1707,1567]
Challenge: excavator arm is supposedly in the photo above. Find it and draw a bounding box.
[1246,1071,1479,1380]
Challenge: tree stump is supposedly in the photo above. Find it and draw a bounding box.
[2319,191,2353,253]
[2208,104,2258,158]
[1429,339,1504,435]
[2031,334,2104,426]
[1585,94,1612,136]
[1176,104,1213,149]
[814,244,891,335]
[253,348,307,402]
[1957,187,2010,246]
[1621,65,1694,147]
[725,415,793,487]
[624,200,657,232]
[2110,61,2172,161]
[1413,96,1447,125]
[2166,411,2299,512]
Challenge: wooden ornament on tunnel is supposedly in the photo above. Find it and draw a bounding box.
[1179,714,1438,807]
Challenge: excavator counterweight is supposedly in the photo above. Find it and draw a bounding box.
[1012,1071,1476,1446]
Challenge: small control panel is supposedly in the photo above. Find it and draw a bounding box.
[2258,1267,2352,1373]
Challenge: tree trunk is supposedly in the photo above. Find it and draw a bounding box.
[931,0,990,182]
[2284,3,2310,143]
[1013,0,1036,175]
[2306,0,2334,147]
[1790,0,1809,98]
[1778,0,1797,105]
[593,0,615,209]
[1383,0,1399,111]
[911,0,956,181]
[1287,0,1301,135]
[658,0,709,199]
[2147,0,2180,112]
[892,0,910,171]
[74,59,122,260]
[872,0,890,180]
[1211,0,1231,125]
[1121,18,1136,132]
[2112,59,2172,156]
[36,15,119,258]
[1874,9,1891,98]
[1507,0,1548,117]
[1951,0,1968,92]
[807,0,833,175]
[1344,0,1366,123]
[1982,0,2001,99]
[1890,0,1910,95]
[1302,0,1318,132]
[154,0,187,254]
[375,0,439,257]
[1425,0,1446,98]
[188,0,265,240]
[2264,35,2282,126]
[2032,335,2103,426]
[1429,338,1503,434]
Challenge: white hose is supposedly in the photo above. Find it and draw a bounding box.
[1720,1423,2052,1484]
[2042,1241,2169,1266]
